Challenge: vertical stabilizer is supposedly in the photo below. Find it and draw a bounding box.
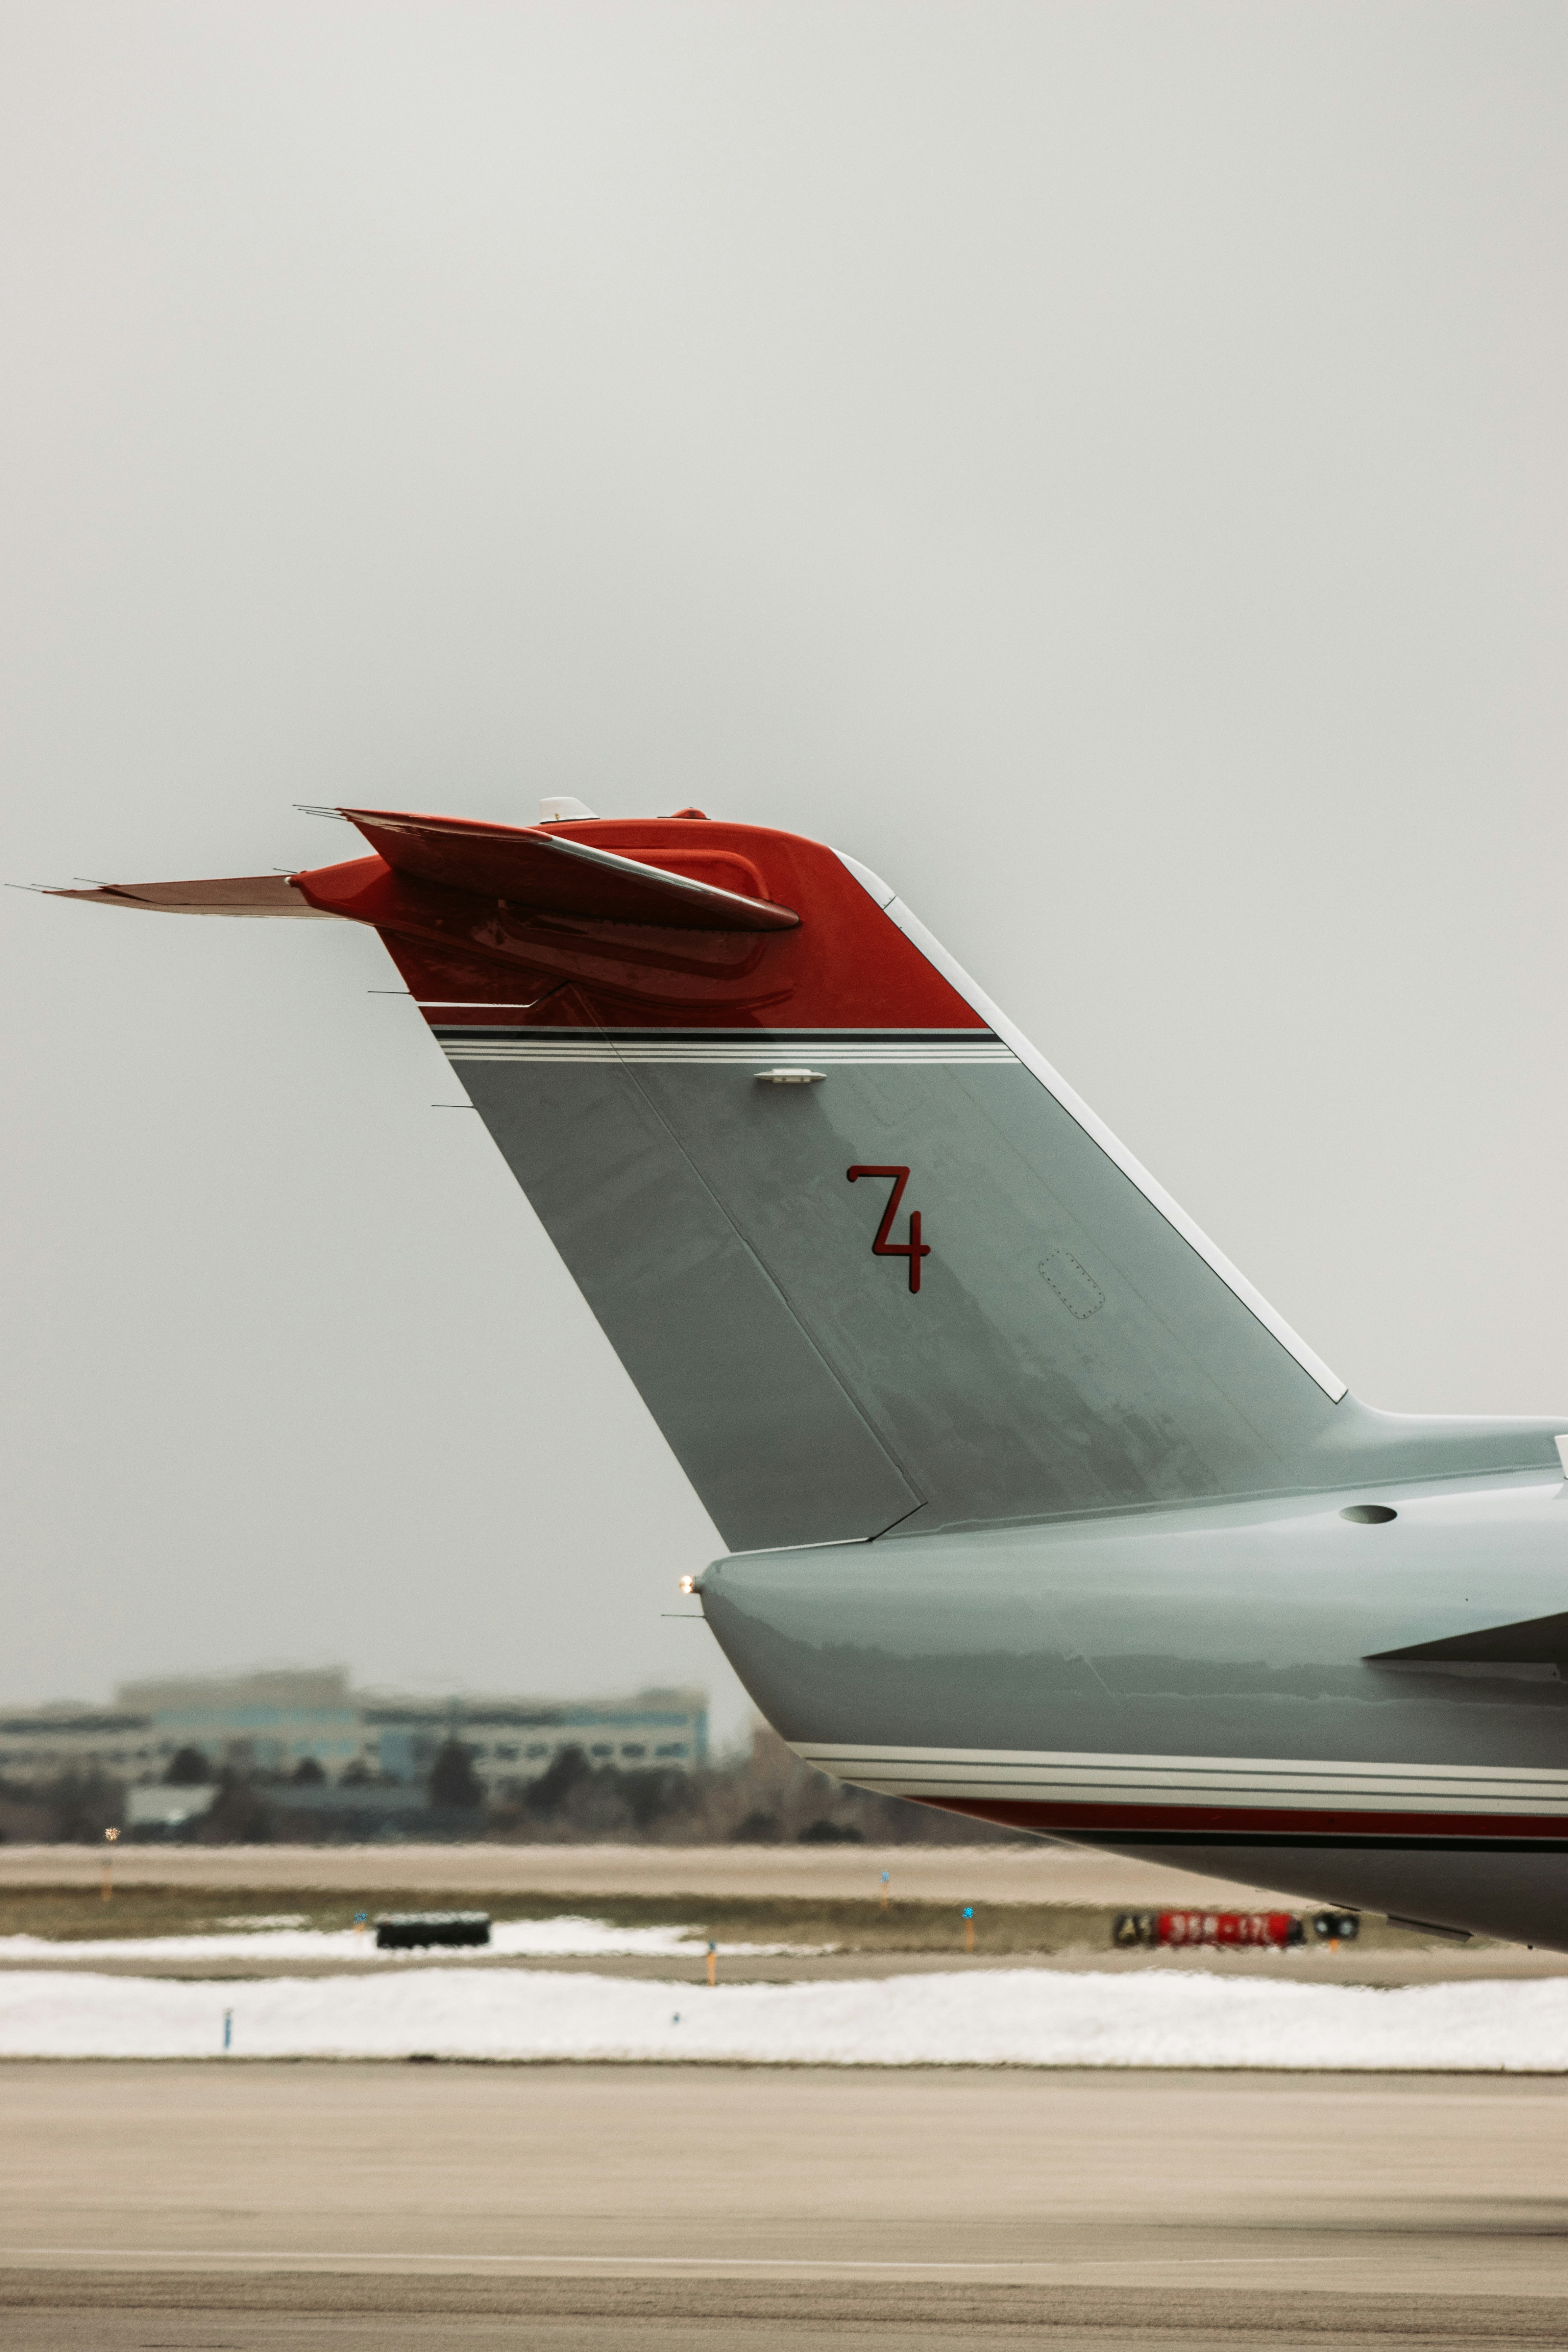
[58,808,1567,1550]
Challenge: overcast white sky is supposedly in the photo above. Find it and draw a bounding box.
[3,2,1566,1745]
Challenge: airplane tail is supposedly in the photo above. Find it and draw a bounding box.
[56,806,1564,1552]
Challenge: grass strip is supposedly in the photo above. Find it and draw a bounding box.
[0,1886,1437,1953]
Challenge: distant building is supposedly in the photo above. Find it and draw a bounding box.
[360,1688,709,1794]
[0,1705,158,1784]
[0,1671,708,1795]
[125,1785,217,1832]
[115,1669,363,1778]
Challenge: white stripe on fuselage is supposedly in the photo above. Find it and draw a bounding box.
[792,1741,1568,1817]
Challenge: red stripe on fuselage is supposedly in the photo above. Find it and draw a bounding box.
[921,1796,1568,1843]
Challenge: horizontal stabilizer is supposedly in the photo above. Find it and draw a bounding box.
[49,875,328,917]
[1367,1611,1568,1678]
[339,808,800,932]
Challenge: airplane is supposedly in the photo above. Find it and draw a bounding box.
[52,799,1568,1951]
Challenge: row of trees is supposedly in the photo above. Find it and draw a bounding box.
[0,1724,1012,1845]
[476,1725,1004,1844]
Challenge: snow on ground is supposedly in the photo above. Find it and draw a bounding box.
[3,1965,1568,2068]
[0,1917,815,1963]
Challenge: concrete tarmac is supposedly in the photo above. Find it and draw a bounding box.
[7,1941,1565,1984]
[0,1841,1305,1909]
[3,2061,1567,2348]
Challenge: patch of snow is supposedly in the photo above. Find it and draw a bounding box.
[1,1966,1567,2069]
[0,1918,830,1964]
[0,1916,709,1963]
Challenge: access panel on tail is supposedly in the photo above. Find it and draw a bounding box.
[55,804,1565,1553]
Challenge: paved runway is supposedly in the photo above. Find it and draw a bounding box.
[0,1840,1304,1908]
[3,2062,1566,2347]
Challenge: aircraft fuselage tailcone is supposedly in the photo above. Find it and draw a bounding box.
[701,1472,1568,1952]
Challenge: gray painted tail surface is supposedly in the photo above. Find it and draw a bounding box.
[448,1014,1563,1554]
[64,809,1562,1555]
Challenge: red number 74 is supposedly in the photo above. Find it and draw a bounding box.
[847,1165,931,1295]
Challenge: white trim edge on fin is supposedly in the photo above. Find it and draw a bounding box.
[835,850,898,908]
[834,849,1347,1404]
